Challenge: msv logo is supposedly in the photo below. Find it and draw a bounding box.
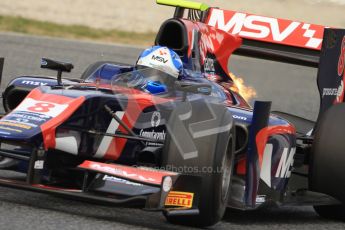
[260,143,296,188]
[207,9,324,49]
[21,80,48,86]
[275,147,296,178]
[152,55,168,64]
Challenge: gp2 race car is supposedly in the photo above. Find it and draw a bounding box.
[0,0,345,227]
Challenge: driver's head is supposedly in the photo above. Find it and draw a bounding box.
[136,46,183,78]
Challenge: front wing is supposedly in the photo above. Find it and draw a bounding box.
[0,145,202,216]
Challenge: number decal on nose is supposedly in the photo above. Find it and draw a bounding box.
[15,98,68,117]
[28,103,55,113]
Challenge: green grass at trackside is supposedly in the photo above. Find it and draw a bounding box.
[0,15,156,46]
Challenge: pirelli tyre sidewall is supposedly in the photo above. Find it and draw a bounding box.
[161,99,235,227]
[310,103,345,220]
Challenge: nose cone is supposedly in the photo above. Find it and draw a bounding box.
[0,88,85,148]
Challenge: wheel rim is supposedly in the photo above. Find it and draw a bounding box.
[221,136,233,201]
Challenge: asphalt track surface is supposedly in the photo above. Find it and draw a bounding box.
[0,33,344,230]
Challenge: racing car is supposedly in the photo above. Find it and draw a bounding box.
[0,0,345,227]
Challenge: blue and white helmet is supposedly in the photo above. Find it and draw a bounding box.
[136,46,183,78]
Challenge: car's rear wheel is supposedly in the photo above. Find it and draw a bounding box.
[161,100,235,227]
[310,103,345,220]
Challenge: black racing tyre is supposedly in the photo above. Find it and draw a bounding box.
[314,205,345,220]
[310,103,345,220]
[80,61,130,80]
[3,85,31,112]
[161,100,235,227]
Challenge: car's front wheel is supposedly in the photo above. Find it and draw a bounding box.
[161,100,235,227]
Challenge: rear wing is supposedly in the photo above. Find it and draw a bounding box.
[206,8,325,68]
[156,0,345,123]
[204,7,345,125]
[157,0,323,67]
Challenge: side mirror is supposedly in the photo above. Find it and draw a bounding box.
[175,81,212,95]
[41,58,74,86]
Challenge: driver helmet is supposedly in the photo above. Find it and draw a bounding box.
[136,46,183,78]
